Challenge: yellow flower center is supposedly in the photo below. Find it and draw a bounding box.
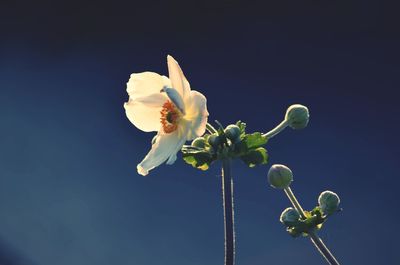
[160,100,181,133]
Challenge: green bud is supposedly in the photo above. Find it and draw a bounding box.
[224,124,241,142]
[208,134,221,148]
[318,190,340,216]
[285,104,309,129]
[280,207,301,226]
[267,164,293,189]
[191,137,206,148]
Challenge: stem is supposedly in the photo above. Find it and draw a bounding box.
[262,119,288,139]
[207,123,218,134]
[221,159,235,265]
[283,187,340,265]
[309,230,341,265]
[284,187,306,219]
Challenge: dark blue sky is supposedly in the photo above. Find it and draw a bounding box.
[1,1,399,264]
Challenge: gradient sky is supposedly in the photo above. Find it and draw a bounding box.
[1,1,399,264]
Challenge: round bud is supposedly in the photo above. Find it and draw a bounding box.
[224,124,241,142]
[208,134,221,148]
[267,164,293,189]
[318,190,340,216]
[280,207,301,226]
[285,104,309,129]
[191,137,206,148]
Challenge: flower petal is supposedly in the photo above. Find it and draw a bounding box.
[126,72,171,100]
[165,125,190,165]
[183,90,209,140]
[137,131,185,176]
[167,55,191,103]
[124,93,167,132]
[165,135,187,165]
[160,87,185,114]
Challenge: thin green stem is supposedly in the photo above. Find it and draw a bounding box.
[222,159,235,265]
[262,119,288,139]
[206,123,218,134]
[284,187,306,219]
[283,187,340,265]
[309,230,341,265]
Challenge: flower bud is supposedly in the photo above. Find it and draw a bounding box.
[191,137,206,148]
[318,190,340,216]
[280,207,301,226]
[285,104,309,129]
[224,124,241,142]
[208,134,221,148]
[267,164,293,189]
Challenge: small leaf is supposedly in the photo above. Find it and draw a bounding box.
[282,207,327,237]
[235,120,247,137]
[242,132,268,149]
[182,150,215,170]
[240,147,268,167]
[287,227,302,238]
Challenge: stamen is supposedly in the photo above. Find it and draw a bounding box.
[160,100,181,133]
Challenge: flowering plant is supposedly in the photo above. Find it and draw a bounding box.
[124,55,342,265]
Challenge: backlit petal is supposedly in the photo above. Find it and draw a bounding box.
[165,125,190,164]
[127,72,171,100]
[183,90,209,140]
[167,55,191,103]
[160,87,185,114]
[124,93,167,132]
[137,131,184,176]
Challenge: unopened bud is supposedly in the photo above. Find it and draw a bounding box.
[280,207,301,226]
[285,104,309,129]
[318,190,340,216]
[208,134,221,148]
[224,124,241,142]
[267,164,293,189]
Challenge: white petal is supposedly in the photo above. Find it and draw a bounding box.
[137,131,185,176]
[124,93,167,132]
[160,87,185,114]
[183,90,209,140]
[127,72,171,100]
[166,135,187,165]
[167,55,191,103]
[165,125,190,164]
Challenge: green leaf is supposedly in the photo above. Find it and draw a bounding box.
[242,132,268,149]
[287,227,302,238]
[235,120,247,137]
[282,207,327,237]
[240,147,268,167]
[182,150,215,171]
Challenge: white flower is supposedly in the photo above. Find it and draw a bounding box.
[124,55,209,176]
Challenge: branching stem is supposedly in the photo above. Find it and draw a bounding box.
[283,187,340,265]
[262,120,288,139]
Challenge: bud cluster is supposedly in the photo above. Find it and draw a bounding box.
[278,190,341,237]
[181,121,269,170]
